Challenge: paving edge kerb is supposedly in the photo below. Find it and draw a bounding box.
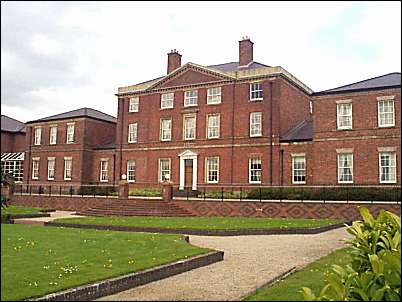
[44,221,351,236]
[28,250,224,301]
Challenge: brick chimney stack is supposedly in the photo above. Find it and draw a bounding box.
[167,49,182,74]
[239,36,253,67]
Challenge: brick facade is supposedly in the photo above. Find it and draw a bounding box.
[1,131,25,153]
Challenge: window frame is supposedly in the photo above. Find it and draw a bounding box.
[378,99,395,128]
[161,92,174,109]
[160,118,172,141]
[64,157,72,181]
[249,157,262,184]
[66,123,75,144]
[183,114,196,140]
[205,156,219,183]
[47,157,55,181]
[250,112,262,137]
[49,125,57,145]
[158,158,171,183]
[184,90,198,107]
[127,160,136,183]
[337,153,353,184]
[206,113,220,139]
[336,102,353,130]
[128,123,138,143]
[99,159,109,182]
[129,96,139,113]
[292,155,306,184]
[249,82,263,101]
[379,151,397,184]
[32,157,40,180]
[34,127,42,145]
[207,87,222,105]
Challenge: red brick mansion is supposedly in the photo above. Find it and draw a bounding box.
[1,38,400,190]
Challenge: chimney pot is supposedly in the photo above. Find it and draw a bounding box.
[239,37,253,66]
[167,49,182,74]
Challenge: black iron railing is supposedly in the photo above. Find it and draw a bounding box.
[12,184,118,198]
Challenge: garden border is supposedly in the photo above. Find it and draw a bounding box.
[44,220,350,236]
[29,250,223,301]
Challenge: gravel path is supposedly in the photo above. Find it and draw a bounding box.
[97,227,350,301]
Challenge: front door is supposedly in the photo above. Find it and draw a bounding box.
[184,159,193,188]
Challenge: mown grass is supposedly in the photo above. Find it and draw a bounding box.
[1,205,50,220]
[1,224,210,301]
[244,248,352,301]
[54,216,342,230]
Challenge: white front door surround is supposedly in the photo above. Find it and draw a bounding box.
[178,150,198,190]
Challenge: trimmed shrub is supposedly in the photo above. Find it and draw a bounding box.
[77,186,116,196]
[301,207,401,301]
[129,188,162,197]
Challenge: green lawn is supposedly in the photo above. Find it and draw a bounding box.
[54,216,341,230]
[1,224,210,301]
[1,205,51,220]
[244,248,352,301]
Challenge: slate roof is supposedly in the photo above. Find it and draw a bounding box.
[1,115,26,133]
[280,120,313,142]
[315,72,401,95]
[207,61,270,72]
[27,108,117,124]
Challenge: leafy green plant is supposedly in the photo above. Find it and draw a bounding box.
[129,188,161,197]
[301,207,401,301]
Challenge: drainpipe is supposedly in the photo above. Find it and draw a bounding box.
[119,98,124,180]
[26,126,32,187]
[280,149,284,186]
[269,81,273,186]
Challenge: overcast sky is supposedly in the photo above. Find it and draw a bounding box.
[1,1,401,122]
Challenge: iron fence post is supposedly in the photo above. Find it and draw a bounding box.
[106,186,109,198]
[259,187,262,202]
[203,187,206,200]
[49,185,51,196]
[186,187,189,201]
[59,186,62,196]
[29,185,32,195]
[70,186,73,197]
[240,187,242,201]
[221,187,224,202]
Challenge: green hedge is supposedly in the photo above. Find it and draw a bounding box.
[77,186,117,196]
[237,187,399,201]
[129,188,162,197]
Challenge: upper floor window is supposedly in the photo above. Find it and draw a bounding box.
[379,152,396,183]
[128,123,138,143]
[100,159,108,182]
[161,93,174,109]
[66,123,75,143]
[184,90,198,107]
[206,157,219,183]
[207,114,220,139]
[160,118,172,141]
[250,82,263,101]
[309,100,313,114]
[249,157,262,183]
[183,114,196,140]
[250,112,262,137]
[159,158,171,182]
[337,153,353,183]
[32,157,40,180]
[378,97,395,127]
[127,160,136,182]
[292,155,306,184]
[207,87,221,104]
[337,102,352,130]
[47,157,55,180]
[34,127,42,145]
[49,126,57,145]
[64,157,72,180]
[129,96,139,112]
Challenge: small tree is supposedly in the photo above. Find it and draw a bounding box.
[301,207,401,301]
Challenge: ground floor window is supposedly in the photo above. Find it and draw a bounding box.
[100,160,108,182]
[379,152,396,183]
[249,157,262,183]
[206,157,219,183]
[127,160,136,182]
[337,153,353,183]
[32,158,40,180]
[47,158,55,180]
[64,158,72,180]
[1,160,24,182]
[159,158,171,182]
[292,155,306,184]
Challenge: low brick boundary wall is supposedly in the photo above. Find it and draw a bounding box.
[9,195,401,220]
[45,221,349,236]
[30,251,224,301]
[172,200,401,221]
